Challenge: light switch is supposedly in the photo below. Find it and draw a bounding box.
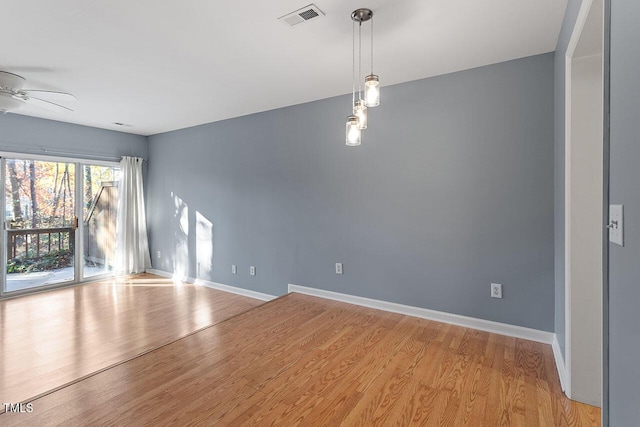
[609,205,624,246]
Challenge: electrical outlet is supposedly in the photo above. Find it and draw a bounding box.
[232,265,237,274]
[491,283,503,299]
[250,266,256,276]
[335,263,343,275]
[156,250,161,259]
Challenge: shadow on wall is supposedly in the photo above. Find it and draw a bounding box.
[196,211,214,278]
[169,192,214,281]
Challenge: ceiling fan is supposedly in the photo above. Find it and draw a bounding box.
[0,71,76,114]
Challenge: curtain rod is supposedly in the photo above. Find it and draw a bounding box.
[0,144,146,163]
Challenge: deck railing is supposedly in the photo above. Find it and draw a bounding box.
[7,227,75,261]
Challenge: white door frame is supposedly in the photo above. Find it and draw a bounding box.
[564,0,604,404]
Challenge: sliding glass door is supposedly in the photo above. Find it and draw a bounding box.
[1,156,120,296]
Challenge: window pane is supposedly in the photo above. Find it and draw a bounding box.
[5,159,76,292]
[83,165,120,279]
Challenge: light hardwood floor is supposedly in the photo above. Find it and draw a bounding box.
[0,273,262,405]
[1,292,599,426]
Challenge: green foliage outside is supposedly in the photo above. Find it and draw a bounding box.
[7,249,73,274]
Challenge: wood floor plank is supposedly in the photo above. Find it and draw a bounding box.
[0,273,263,405]
[369,326,440,425]
[456,339,489,425]
[0,292,600,426]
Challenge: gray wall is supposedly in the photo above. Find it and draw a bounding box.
[0,113,147,160]
[607,0,640,423]
[147,53,555,331]
[554,0,584,359]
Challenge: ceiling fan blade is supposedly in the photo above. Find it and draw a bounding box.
[26,96,73,113]
[20,90,76,101]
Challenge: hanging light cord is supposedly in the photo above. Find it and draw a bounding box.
[370,15,374,74]
[358,22,363,101]
[352,20,356,108]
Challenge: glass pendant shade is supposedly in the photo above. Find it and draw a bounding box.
[354,99,367,130]
[364,74,380,107]
[345,115,361,146]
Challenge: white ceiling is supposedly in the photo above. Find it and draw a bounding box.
[2,0,568,136]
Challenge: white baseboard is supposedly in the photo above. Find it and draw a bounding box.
[190,277,276,301]
[552,334,569,393]
[146,268,173,279]
[145,269,276,302]
[288,284,555,345]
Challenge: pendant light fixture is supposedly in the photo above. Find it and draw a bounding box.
[345,8,379,146]
[354,17,367,130]
[354,99,367,130]
[345,114,361,146]
[364,9,380,108]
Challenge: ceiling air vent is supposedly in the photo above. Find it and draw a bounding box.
[278,4,325,27]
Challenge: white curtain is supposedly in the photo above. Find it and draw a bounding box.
[115,156,151,274]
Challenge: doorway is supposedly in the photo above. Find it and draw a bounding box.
[1,155,120,296]
[564,0,604,406]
